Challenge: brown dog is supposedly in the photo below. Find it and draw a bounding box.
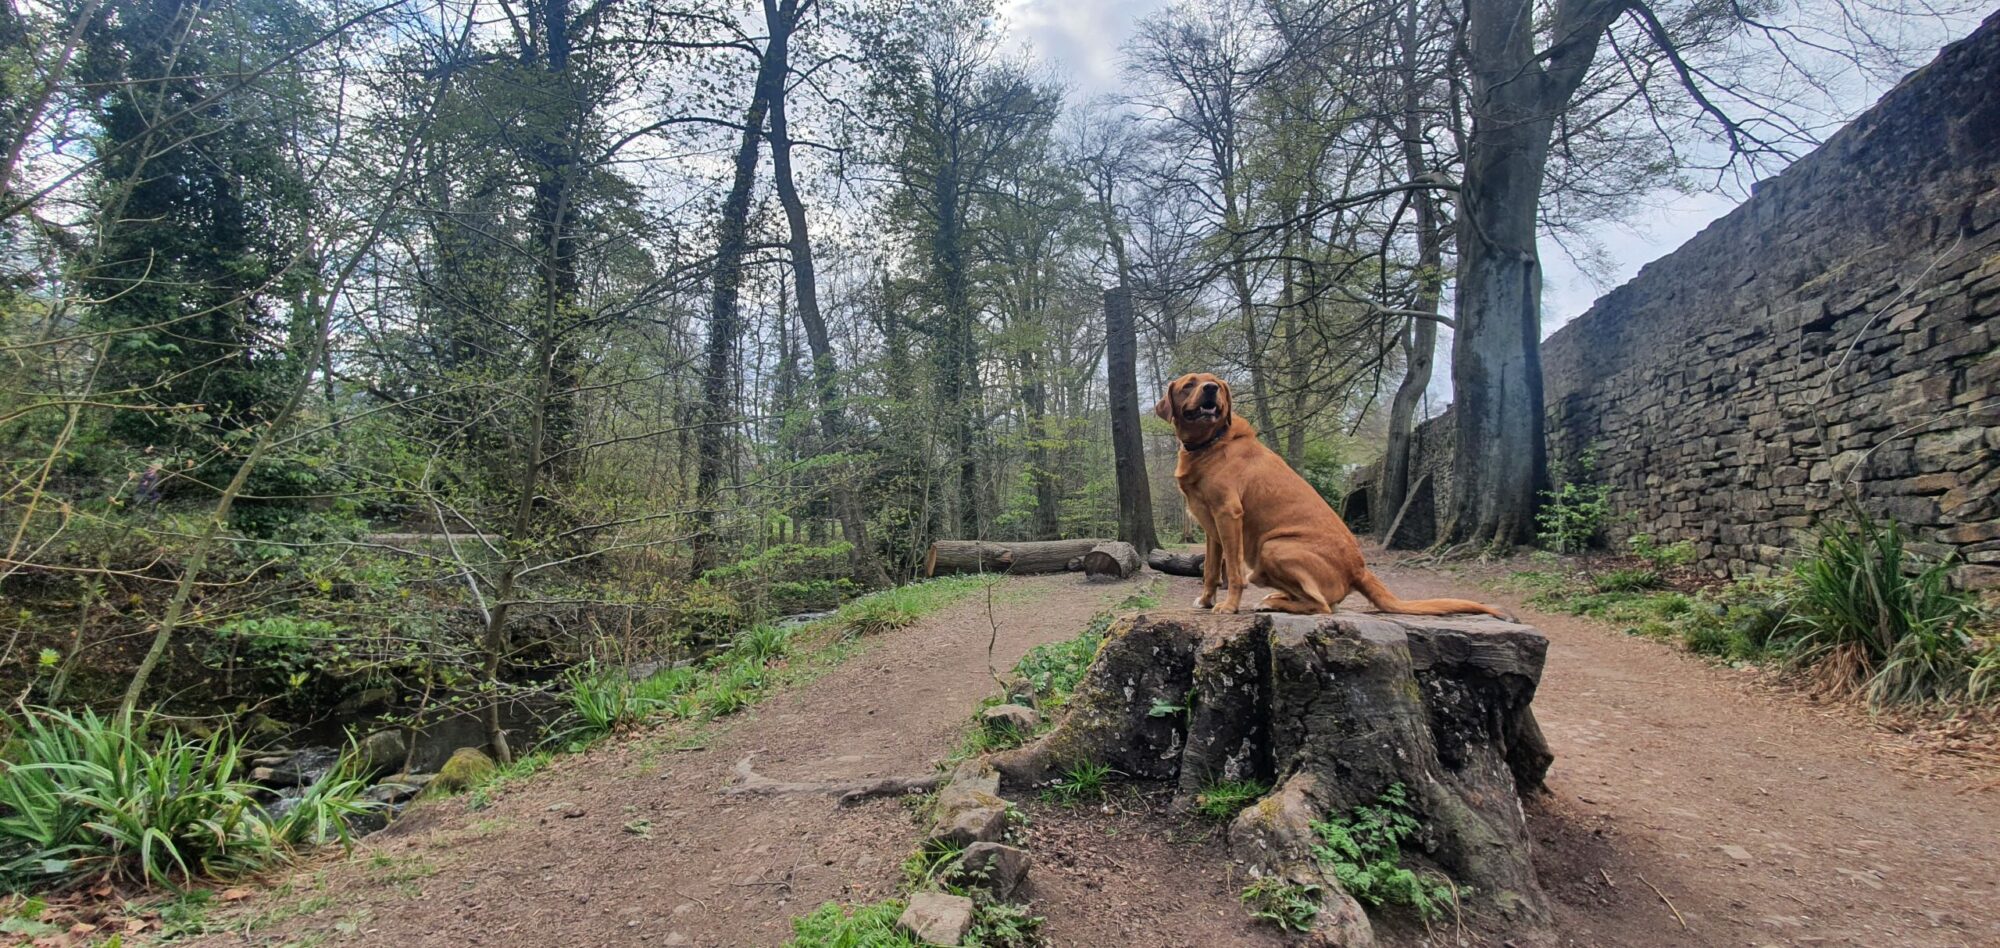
[1156,372,1505,617]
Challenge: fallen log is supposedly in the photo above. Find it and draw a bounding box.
[1080,542,1141,581]
[923,539,1108,577]
[989,610,1554,944]
[1144,548,1205,577]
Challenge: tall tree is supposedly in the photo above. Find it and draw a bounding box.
[1105,286,1158,552]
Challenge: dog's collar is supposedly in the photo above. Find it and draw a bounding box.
[1180,422,1227,453]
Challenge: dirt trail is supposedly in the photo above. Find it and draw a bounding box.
[195,575,1124,947]
[196,560,2000,948]
[1364,556,2000,948]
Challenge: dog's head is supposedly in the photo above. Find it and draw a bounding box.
[1155,372,1232,445]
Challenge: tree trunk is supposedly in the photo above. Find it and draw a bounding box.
[1444,0,1619,548]
[924,538,1107,577]
[1022,349,1060,540]
[692,22,787,577]
[1380,0,1443,540]
[1105,287,1158,554]
[1144,548,1204,577]
[1080,541,1141,581]
[763,0,888,588]
[990,611,1554,943]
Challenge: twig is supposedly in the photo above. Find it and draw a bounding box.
[1638,874,1688,931]
[1599,867,1615,888]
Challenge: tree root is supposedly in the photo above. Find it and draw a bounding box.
[725,753,944,805]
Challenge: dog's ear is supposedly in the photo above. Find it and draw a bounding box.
[1154,379,1176,420]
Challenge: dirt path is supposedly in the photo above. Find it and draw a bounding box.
[1362,555,2000,948]
[195,560,2000,948]
[194,575,1124,947]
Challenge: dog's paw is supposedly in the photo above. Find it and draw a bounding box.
[1193,596,1214,609]
[1210,602,1239,615]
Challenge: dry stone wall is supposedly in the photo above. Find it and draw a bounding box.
[1367,13,2000,586]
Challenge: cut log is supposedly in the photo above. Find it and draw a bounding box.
[988,610,1553,944]
[924,539,1108,577]
[1080,542,1141,581]
[1144,548,1205,577]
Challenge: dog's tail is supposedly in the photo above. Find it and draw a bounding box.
[1354,569,1510,619]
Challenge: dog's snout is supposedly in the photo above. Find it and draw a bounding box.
[1201,381,1219,393]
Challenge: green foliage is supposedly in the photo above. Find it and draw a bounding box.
[561,664,659,741]
[1536,450,1611,553]
[0,708,368,892]
[1784,516,1991,707]
[787,900,920,947]
[1240,877,1321,932]
[269,748,377,849]
[1627,534,1697,569]
[900,838,967,890]
[1012,613,1109,711]
[966,901,1041,947]
[1041,761,1112,805]
[1308,784,1455,921]
[1192,779,1269,823]
[1592,567,1663,592]
[836,576,989,637]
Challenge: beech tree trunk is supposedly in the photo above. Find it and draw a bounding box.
[1380,0,1443,539]
[1444,0,1621,548]
[1105,287,1158,553]
[989,611,1554,944]
[1081,541,1141,581]
[924,539,1107,577]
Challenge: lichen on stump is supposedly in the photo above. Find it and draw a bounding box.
[989,610,1555,944]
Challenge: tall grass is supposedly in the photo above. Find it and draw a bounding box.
[1785,515,1991,707]
[0,708,373,892]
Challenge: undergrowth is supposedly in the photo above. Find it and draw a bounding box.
[1308,783,1454,921]
[0,708,375,893]
[1192,779,1269,822]
[1240,877,1321,932]
[1511,516,1995,710]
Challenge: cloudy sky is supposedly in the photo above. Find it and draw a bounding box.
[994,0,1975,338]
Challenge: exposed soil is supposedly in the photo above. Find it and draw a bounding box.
[184,555,2000,948]
[188,575,1131,947]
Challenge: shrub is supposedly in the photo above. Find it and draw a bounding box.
[1536,450,1611,553]
[0,708,367,892]
[561,664,658,741]
[1784,516,1989,706]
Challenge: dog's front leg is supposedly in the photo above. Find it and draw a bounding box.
[1196,529,1222,609]
[1210,500,1248,614]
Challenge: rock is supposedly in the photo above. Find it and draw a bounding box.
[997,674,1037,707]
[981,704,1040,736]
[266,746,340,788]
[930,759,1008,845]
[364,780,424,805]
[897,892,974,946]
[425,747,497,795]
[250,766,278,784]
[245,713,292,740]
[335,686,396,716]
[951,842,1031,901]
[935,806,1008,847]
[357,729,407,777]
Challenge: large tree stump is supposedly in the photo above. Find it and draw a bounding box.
[1144,548,1206,577]
[989,611,1553,944]
[924,539,1108,577]
[1080,542,1141,581]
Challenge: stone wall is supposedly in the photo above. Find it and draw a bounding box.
[1363,13,2000,586]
